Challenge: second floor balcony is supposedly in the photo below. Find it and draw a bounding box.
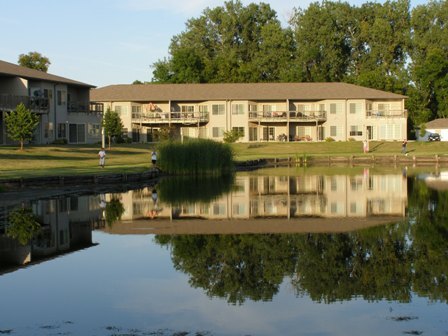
[367,109,407,118]
[132,111,209,124]
[249,110,327,122]
[68,101,104,114]
[0,94,49,114]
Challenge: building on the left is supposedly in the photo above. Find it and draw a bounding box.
[0,59,103,145]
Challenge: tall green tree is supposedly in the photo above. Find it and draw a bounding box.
[5,103,39,151]
[289,1,353,82]
[152,0,294,83]
[408,0,448,124]
[347,0,411,93]
[102,108,123,149]
[18,51,51,72]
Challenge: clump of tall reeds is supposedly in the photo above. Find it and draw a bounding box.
[157,139,234,175]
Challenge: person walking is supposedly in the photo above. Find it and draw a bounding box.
[98,147,106,168]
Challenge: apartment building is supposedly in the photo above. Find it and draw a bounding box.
[91,82,407,143]
[0,60,103,145]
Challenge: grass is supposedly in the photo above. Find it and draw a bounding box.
[1,140,448,180]
[232,140,448,160]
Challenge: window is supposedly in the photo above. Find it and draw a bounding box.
[212,127,224,137]
[263,105,272,112]
[213,203,226,215]
[57,90,66,106]
[199,105,208,113]
[232,203,245,215]
[181,105,194,113]
[350,103,358,114]
[132,128,140,142]
[330,126,337,137]
[263,127,275,141]
[232,104,244,115]
[331,177,337,191]
[232,127,245,137]
[115,106,122,114]
[57,123,67,139]
[249,104,257,112]
[350,125,363,136]
[88,124,101,137]
[249,127,258,141]
[132,105,141,118]
[367,126,374,140]
[378,104,389,112]
[330,103,337,114]
[319,104,325,112]
[69,124,86,143]
[212,104,225,115]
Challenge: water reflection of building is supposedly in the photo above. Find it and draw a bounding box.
[0,195,104,272]
[112,172,407,221]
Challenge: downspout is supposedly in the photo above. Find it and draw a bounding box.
[287,98,290,142]
[345,99,348,141]
[54,84,57,144]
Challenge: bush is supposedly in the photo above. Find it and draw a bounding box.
[223,129,243,143]
[158,139,234,175]
[325,137,335,142]
[52,139,67,145]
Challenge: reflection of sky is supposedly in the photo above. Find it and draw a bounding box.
[0,232,447,336]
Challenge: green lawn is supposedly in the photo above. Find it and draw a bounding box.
[1,141,448,180]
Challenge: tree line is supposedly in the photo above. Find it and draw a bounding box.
[150,0,448,130]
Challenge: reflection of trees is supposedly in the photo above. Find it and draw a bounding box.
[105,198,125,227]
[6,207,41,245]
[155,177,448,304]
[155,234,296,304]
[293,226,412,303]
[407,177,448,301]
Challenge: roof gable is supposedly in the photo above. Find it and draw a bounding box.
[425,118,448,129]
[0,59,95,88]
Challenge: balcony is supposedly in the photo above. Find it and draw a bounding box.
[248,110,327,122]
[132,111,209,124]
[0,94,49,114]
[367,110,407,118]
[68,101,104,114]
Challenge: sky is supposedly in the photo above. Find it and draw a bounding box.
[1,0,427,88]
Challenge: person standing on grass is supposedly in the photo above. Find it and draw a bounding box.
[401,139,407,154]
[363,140,369,153]
[98,147,106,168]
[151,148,157,167]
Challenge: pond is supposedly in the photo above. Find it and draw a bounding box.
[0,167,448,336]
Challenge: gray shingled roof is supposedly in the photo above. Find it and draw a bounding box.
[425,118,448,129]
[91,82,407,102]
[0,59,95,88]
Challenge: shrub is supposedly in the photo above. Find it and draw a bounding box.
[223,129,243,143]
[158,139,234,175]
[325,137,335,142]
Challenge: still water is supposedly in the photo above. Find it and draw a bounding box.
[0,167,447,336]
